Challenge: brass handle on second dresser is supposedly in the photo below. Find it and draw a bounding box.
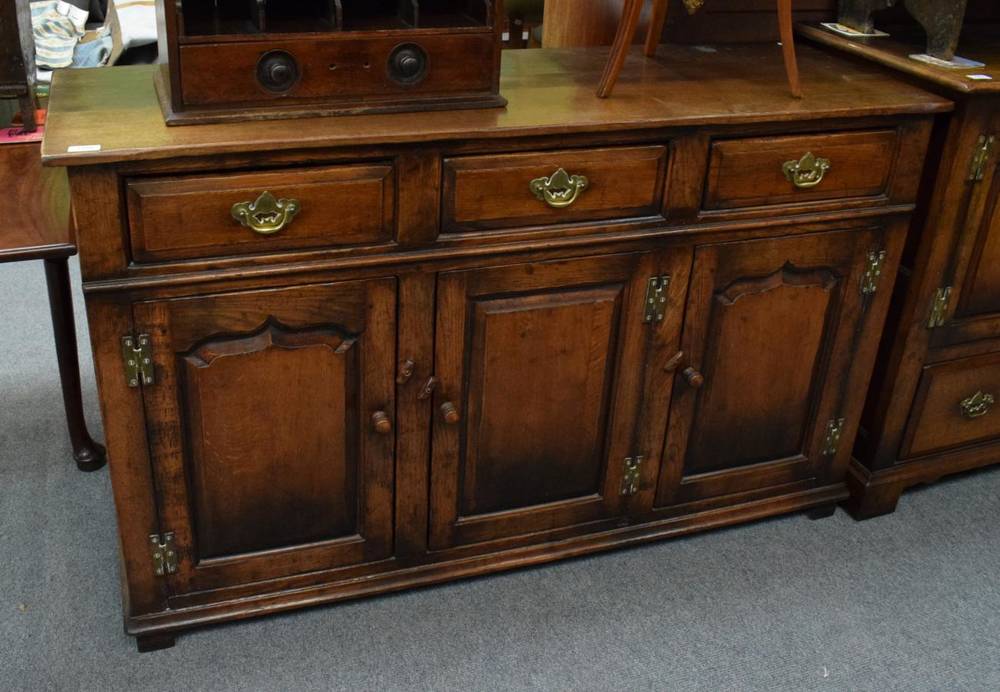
[529,168,590,209]
[960,391,995,420]
[371,411,393,435]
[231,191,301,235]
[440,402,461,425]
[782,152,831,189]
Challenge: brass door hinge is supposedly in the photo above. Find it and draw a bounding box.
[969,134,996,182]
[821,418,846,457]
[122,334,155,388]
[620,456,643,496]
[150,532,177,576]
[860,249,888,296]
[643,276,670,323]
[928,287,953,329]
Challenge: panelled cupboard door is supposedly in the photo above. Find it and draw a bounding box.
[133,279,396,595]
[935,111,1000,345]
[429,252,667,550]
[656,228,881,507]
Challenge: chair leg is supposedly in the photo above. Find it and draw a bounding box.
[644,0,670,57]
[44,258,106,472]
[776,0,802,98]
[597,0,646,98]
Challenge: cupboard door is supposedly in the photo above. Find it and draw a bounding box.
[134,279,396,594]
[937,112,1000,344]
[656,229,879,507]
[429,253,660,550]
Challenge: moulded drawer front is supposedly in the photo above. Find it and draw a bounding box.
[442,145,668,232]
[903,352,1000,459]
[704,130,899,210]
[127,164,395,262]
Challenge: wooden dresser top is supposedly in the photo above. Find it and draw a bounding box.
[799,24,1000,96]
[42,44,951,167]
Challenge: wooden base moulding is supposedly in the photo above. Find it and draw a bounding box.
[131,485,847,651]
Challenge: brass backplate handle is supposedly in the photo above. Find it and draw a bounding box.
[960,391,995,420]
[782,152,831,189]
[232,191,301,235]
[530,168,590,209]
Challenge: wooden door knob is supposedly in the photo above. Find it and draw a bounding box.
[682,367,705,389]
[371,411,392,435]
[440,402,460,425]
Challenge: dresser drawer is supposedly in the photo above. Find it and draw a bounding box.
[902,352,1000,459]
[704,130,898,211]
[126,164,395,262]
[442,145,667,233]
[177,33,496,108]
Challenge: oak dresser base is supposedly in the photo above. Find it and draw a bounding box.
[42,45,947,651]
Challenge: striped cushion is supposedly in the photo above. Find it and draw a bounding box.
[30,0,88,69]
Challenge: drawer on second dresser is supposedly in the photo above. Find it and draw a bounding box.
[704,130,899,211]
[442,145,668,233]
[126,164,395,262]
[902,352,1000,459]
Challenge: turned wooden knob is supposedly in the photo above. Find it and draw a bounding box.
[371,411,392,435]
[682,367,705,389]
[440,402,460,425]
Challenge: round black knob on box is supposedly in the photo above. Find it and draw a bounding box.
[388,43,428,85]
[256,50,300,93]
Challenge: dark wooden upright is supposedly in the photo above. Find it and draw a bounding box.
[0,0,36,130]
[43,44,947,650]
[802,23,1000,518]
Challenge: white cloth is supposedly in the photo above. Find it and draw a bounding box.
[110,0,156,53]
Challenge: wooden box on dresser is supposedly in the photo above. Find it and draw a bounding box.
[802,25,1000,518]
[42,44,947,650]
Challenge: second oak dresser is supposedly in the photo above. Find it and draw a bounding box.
[802,25,1000,518]
[42,44,949,650]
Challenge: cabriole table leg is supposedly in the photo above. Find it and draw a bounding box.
[43,257,106,472]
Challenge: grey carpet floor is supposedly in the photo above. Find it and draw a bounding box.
[1,258,999,691]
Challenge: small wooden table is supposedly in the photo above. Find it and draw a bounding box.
[0,140,105,471]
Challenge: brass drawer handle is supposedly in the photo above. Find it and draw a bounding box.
[960,391,995,420]
[530,168,589,209]
[782,152,831,189]
[231,191,301,235]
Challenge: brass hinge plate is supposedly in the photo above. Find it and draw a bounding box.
[150,532,177,576]
[860,249,887,296]
[928,287,953,329]
[821,418,846,457]
[122,334,155,388]
[969,134,996,182]
[621,456,643,496]
[643,276,670,323]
